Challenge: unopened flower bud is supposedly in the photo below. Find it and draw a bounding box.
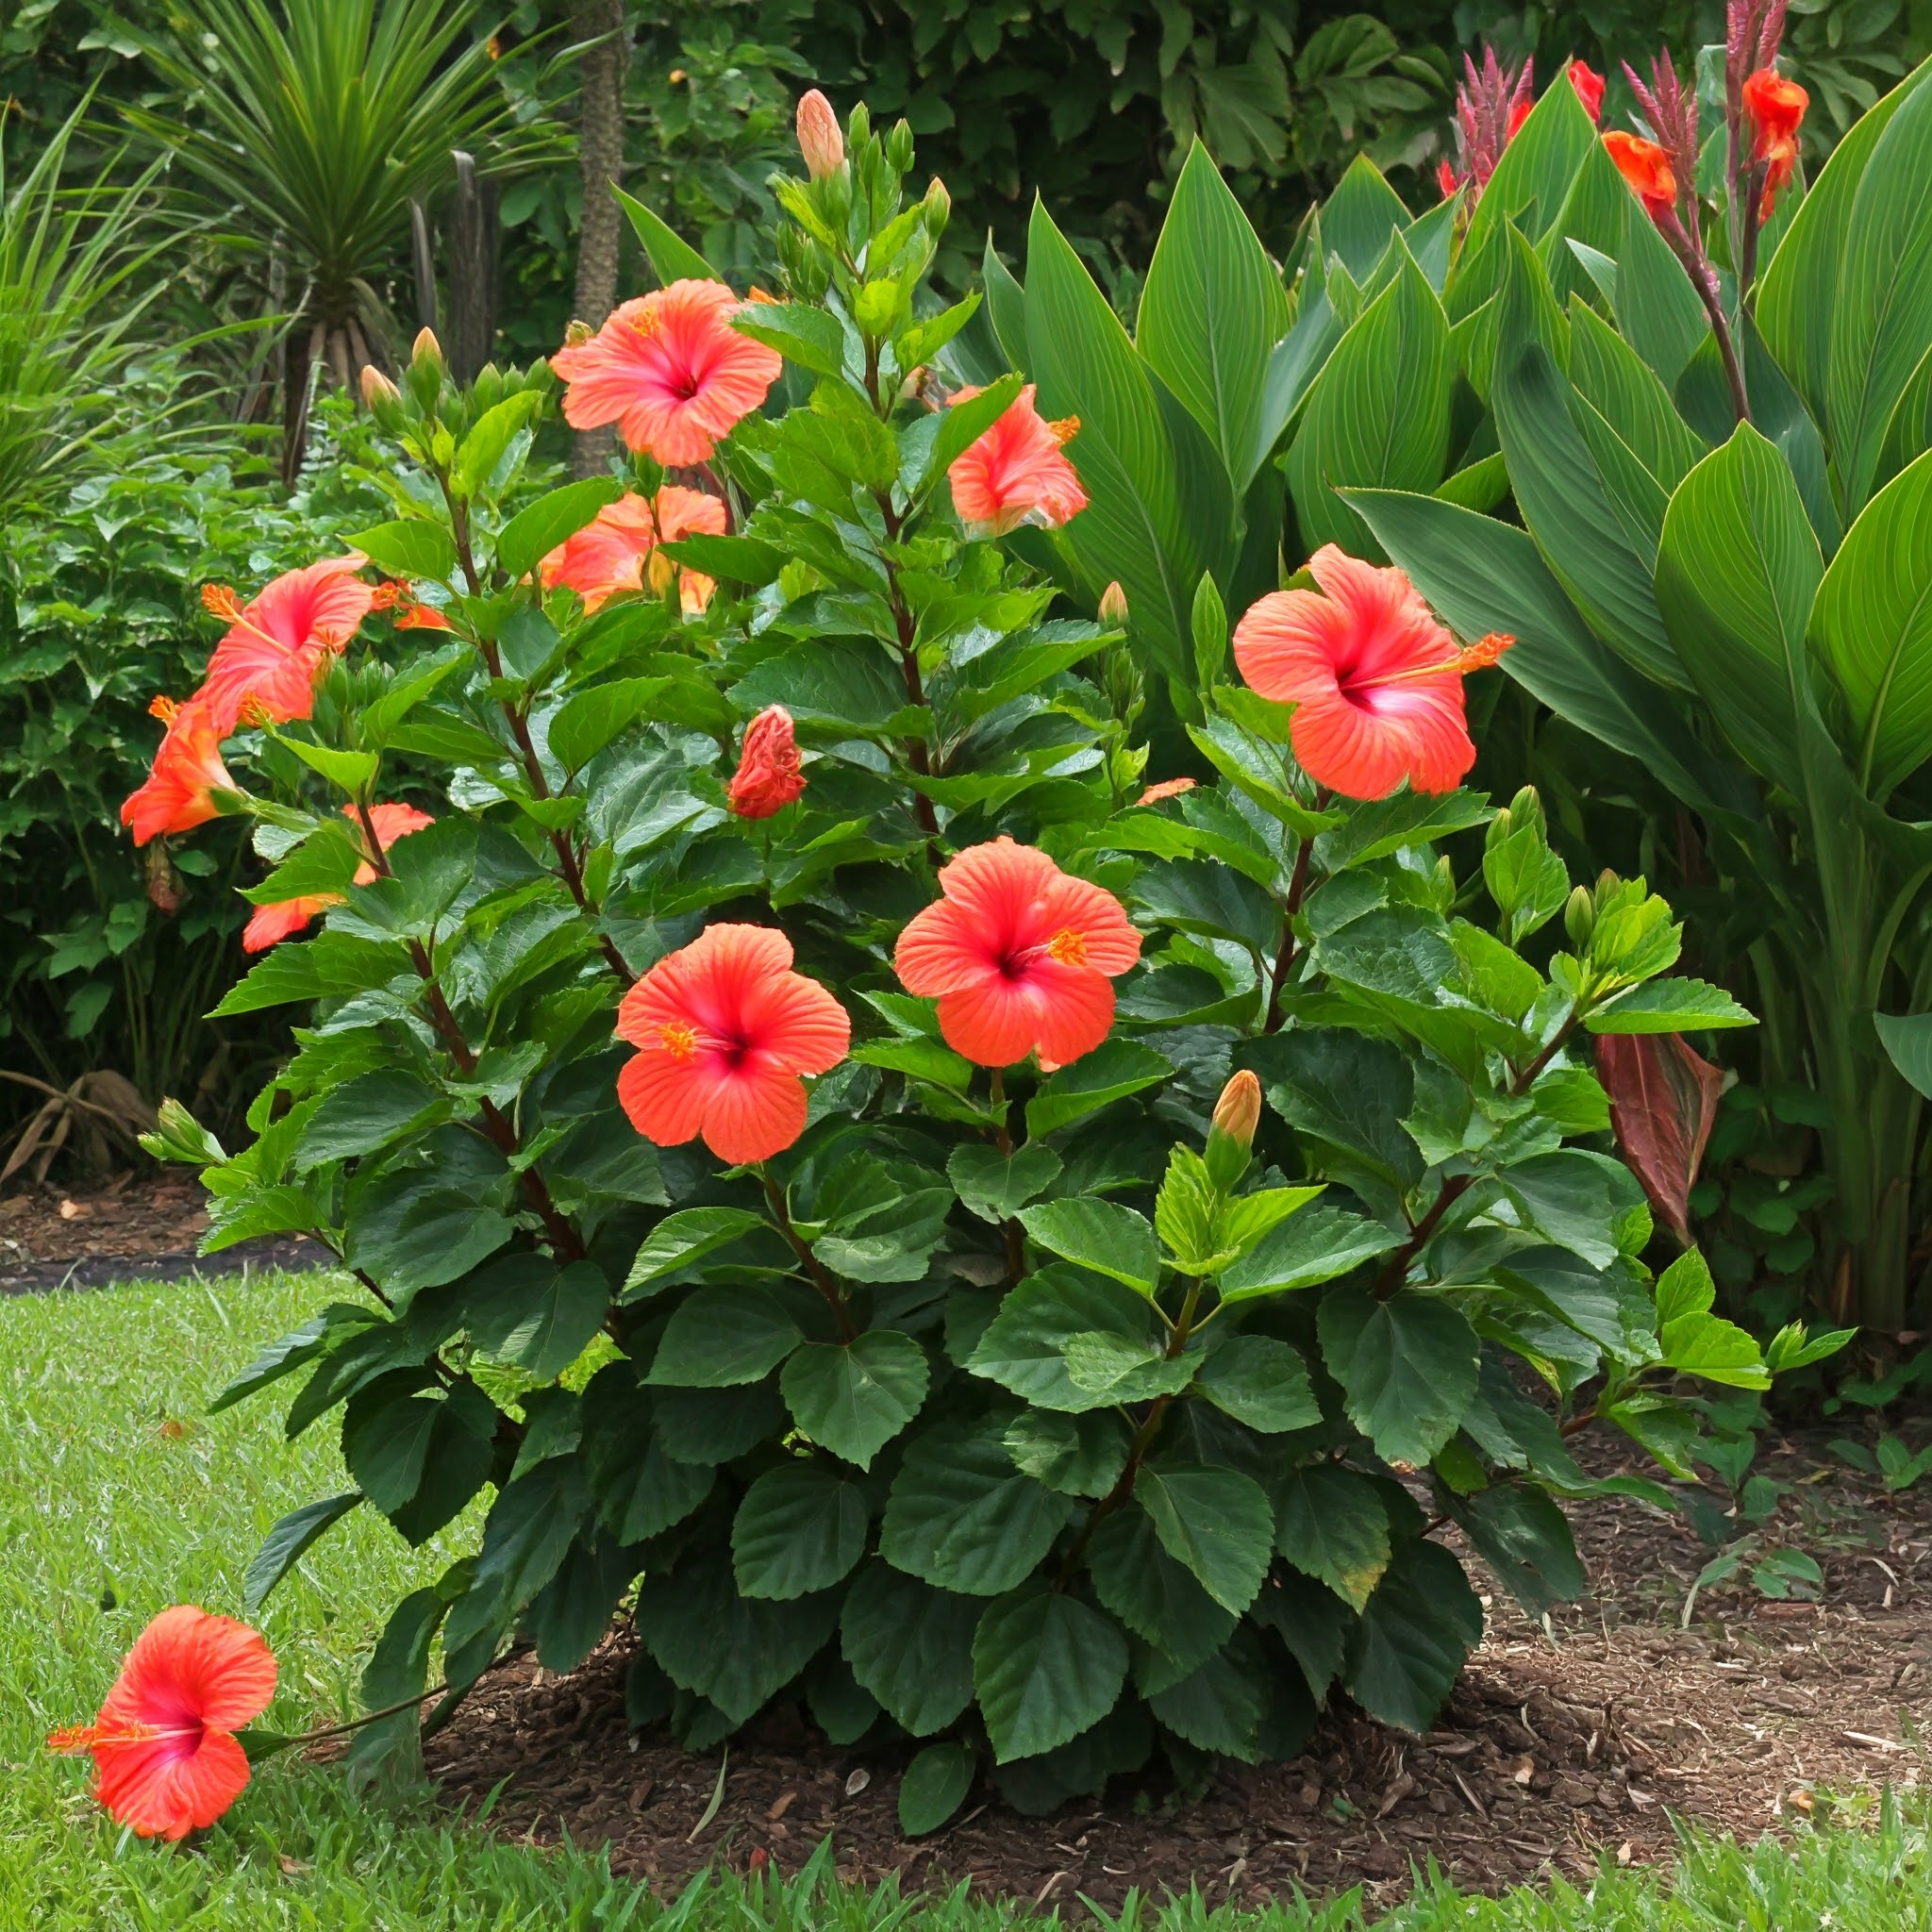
[1563,884,1596,951]
[411,326,442,370]
[847,101,871,154]
[1099,580,1128,626]
[921,175,951,236]
[359,365,399,409]
[886,118,915,175]
[1205,1069,1262,1191]
[795,89,844,180]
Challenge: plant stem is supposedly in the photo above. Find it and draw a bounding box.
[1263,820,1323,1034]
[761,1172,856,1339]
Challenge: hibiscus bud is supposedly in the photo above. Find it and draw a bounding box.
[727,705,807,820]
[887,118,915,176]
[847,101,872,154]
[145,840,182,916]
[1205,1069,1262,1190]
[795,89,844,180]
[920,175,951,238]
[412,325,443,368]
[1099,580,1129,626]
[1564,883,1596,950]
[408,327,444,411]
[359,365,399,410]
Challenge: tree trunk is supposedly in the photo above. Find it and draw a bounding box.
[572,0,630,479]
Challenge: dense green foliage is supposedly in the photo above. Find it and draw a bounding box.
[132,109,1844,1832]
[8,1270,1926,1922]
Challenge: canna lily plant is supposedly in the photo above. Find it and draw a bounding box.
[133,97,1834,1838]
[981,12,1932,1337]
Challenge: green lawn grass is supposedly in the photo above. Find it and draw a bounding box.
[3,1269,1926,1929]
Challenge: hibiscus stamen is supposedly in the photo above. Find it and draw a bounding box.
[658,1021,699,1060]
[200,584,242,623]
[148,695,179,725]
[1046,414,1080,446]
[47,1720,169,1754]
[1378,632,1517,684]
[1046,927,1090,966]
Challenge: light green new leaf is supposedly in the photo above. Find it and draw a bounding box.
[1585,976,1757,1033]
[1019,1198,1159,1294]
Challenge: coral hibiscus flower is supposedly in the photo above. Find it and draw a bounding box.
[1232,545,1511,801]
[198,557,375,732]
[121,697,242,846]
[946,384,1089,537]
[48,1606,276,1840]
[242,801,434,952]
[615,924,849,1164]
[551,280,781,466]
[727,706,806,818]
[893,838,1141,1068]
[541,487,727,614]
[1603,131,1678,218]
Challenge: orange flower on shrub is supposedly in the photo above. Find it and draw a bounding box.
[1743,69,1807,220]
[48,1606,276,1840]
[727,706,806,819]
[540,488,727,614]
[1233,545,1511,801]
[198,557,375,732]
[1604,131,1678,218]
[893,838,1141,1069]
[120,697,241,845]
[1569,59,1606,125]
[550,280,781,466]
[615,924,849,1164]
[1138,777,1196,807]
[946,384,1088,537]
[242,802,434,953]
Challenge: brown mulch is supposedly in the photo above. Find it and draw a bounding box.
[423,1436,1932,1909]
[0,1170,327,1293]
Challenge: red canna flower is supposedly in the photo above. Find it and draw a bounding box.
[120,697,242,846]
[550,280,781,466]
[893,838,1141,1069]
[795,88,844,179]
[1570,58,1607,124]
[1437,158,1460,201]
[242,802,434,952]
[198,558,375,733]
[727,706,806,819]
[1604,130,1679,218]
[1233,545,1512,801]
[1138,776,1197,807]
[541,487,727,614]
[1743,68,1807,220]
[615,924,849,1164]
[48,1606,276,1841]
[946,384,1089,537]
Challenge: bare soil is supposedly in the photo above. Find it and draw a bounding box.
[424,1436,1932,1909]
[0,1171,326,1293]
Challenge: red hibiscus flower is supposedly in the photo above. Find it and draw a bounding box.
[120,696,242,846]
[541,487,728,614]
[48,1606,276,1841]
[727,706,806,819]
[615,924,849,1164]
[1570,58,1606,125]
[242,801,434,952]
[946,384,1089,537]
[1233,545,1511,801]
[893,838,1141,1068]
[197,557,374,733]
[1743,69,1807,221]
[1604,131,1679,218]
[550,280,781,467]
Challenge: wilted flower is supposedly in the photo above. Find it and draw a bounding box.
[615,924,849,1163]
[727,706,806,819]
[48,1607,276,1840]
[795,89,844,179]
[894,838,1141,1069]
[1233,545,1511,801]
[551,280,782,466]
[1137,776,1196,807]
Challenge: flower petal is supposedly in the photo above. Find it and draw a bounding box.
[893,897,989,997]
[698,1056,810,1164]
[617,1048,708,1148]
[1025,961,1119,1067]
[935,974,1051,1067]
[97,1605,276,1734]
[740,967,850,1074]
[1034,872,1141,976]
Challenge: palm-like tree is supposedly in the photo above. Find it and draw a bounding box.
[124,0,514,470]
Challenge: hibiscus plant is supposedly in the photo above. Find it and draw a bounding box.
[130,93,1835,1837]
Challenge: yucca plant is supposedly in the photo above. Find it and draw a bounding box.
[123,0,514,470]
[0,107,170,524]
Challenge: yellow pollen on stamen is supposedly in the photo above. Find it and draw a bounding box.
[1047,414,1080,446]
[201,584,243,623]
[629,306,663,342]
[46,1720,165,1755]
[1046,927,1089,966]
[148,694,179,724]
[658,1021,698,1059]
[1382,631,1517,685]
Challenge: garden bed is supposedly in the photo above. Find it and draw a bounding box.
[422,1439,1932,1908]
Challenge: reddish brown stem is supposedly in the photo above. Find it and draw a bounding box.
[762,1174,857,1340]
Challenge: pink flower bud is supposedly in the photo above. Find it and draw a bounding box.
[795,90,844,181]
[1099,580,1129,625]
[359,365,400,409]
[1211,1069,1261,1150]
[727,706,807,819]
